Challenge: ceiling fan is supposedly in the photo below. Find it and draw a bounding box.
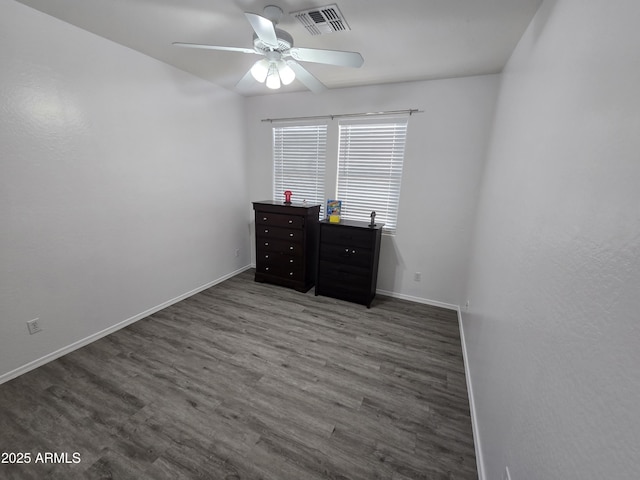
[172,5,364,93]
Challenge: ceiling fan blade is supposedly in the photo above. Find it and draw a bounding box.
[172,42,256,54]
[288,47,364,68]
[286,61,328,94]
[245,12,279,48]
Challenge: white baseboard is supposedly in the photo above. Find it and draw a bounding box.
[376,288,458,311]
[3,267,484,480]
[0,265,252,386]
[0,263,485,480]
[457,307,485,480]
[376,289,483,479]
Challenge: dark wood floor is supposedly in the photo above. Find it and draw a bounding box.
[0,269,477,480]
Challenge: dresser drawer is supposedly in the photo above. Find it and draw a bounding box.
[256,212,304,229]
[258,238,304,257]
[255,262,303,281]
[319,243,372,267]
[320,226,374,248]
[256,225,303,241]
[257,252,301,269]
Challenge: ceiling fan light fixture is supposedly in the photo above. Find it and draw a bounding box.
[265,63,281,89]
[250,59,270,82]
[173,4,363,94]
[277,60,296,85]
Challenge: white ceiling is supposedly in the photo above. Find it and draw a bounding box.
[15,0,542,96]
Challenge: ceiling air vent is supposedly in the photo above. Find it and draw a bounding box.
[292,4,351,35]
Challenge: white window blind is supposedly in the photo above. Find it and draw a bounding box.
[337,118,408,233]
[273,124,327,214]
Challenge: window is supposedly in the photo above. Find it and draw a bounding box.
[273,124,327,214]
[336,118,408,233]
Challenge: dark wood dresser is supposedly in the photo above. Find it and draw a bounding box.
[315,219,384,308]
[253,201,320,292]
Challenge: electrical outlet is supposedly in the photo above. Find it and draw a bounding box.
[414,272,421,282]
[235,249,240,257]
[503,466,512,480]
[27,318,42,335]
[465,300,470,310]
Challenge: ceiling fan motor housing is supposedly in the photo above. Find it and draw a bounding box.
[253,29,293,53]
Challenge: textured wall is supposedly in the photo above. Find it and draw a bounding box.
[462,0,640,478]
[0,1,249,381]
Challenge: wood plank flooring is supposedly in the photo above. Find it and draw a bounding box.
[0,269,477,479]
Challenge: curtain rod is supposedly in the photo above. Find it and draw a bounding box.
[261,108,422,123]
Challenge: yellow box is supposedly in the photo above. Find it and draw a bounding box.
[329,214,341,223]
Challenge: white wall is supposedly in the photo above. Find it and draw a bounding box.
[0,1,250,382]
[245,76,499,306]
[462,0,640,478]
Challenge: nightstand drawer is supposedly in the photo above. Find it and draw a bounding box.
[320,226,374,248]
[319,243,372,267]
[318,261,370,289]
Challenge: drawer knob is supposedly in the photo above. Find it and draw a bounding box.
[289,246,294,250]
[265,267,269,271]
[264,229,269,233]
[264,242,269,246]
[289,259,294,263]
[288,220,293,224]
[263,217,268,221]
[289,233,294,237]
[289,272,294,276]
[264,254,269,259]
[345,248,349,253]
[352,249,357,254]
